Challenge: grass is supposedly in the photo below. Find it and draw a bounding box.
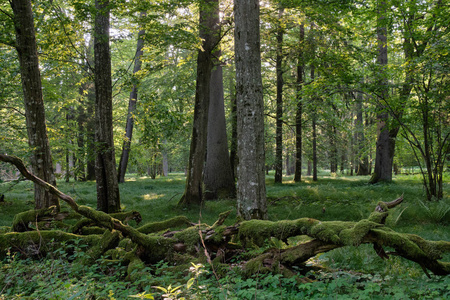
[0,171,449,299]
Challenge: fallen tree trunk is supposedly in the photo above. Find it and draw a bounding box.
[1,154,449,278]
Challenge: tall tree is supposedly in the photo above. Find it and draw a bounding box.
[94,0,120,213]
[369,0,396,183]
[228,67,238,181]
[294,23,304,183]
[179,0,219,206]
[10,0,59,210]
[204,54,236,200]
[234,0,267,220]
[311,66,318,182]
[355,88,370,175]
[274,7,284,184]
[117,12,146,183]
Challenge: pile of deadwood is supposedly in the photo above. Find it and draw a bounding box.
[0,154,449,281]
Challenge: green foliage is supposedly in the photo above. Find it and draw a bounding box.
[1,173,448,298]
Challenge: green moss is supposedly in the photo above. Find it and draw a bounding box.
[0,226,11,233]
[110,210,142,225]
[137,216,191,234]
[309,221,344,244]
[71,218,94,233]
[12,206,57,232]
[239,219,308,247]
[118,238,134,251]
[80,226,107,235]
[125,252,147,281]
[77,206,114,229]
[209,225,226,244]
[339,220,382,246]
[174,226,201,253]
[78,229,121,265]
[244,252,273,276]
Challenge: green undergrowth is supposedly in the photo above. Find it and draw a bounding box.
[0,172,449,299]
[1,249,449,299]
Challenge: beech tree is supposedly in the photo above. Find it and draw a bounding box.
[179,0,220,206]
[234,0,267,220]
[203,59,236,200]
[10,0,59,210]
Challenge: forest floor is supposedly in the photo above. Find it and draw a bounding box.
[0,172,449,299]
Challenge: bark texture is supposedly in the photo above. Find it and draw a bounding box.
[274,7,284,184]
[179,0,220,206]
[204,62,236,200]
[355,90,370,175]
[294,24,304,183]
[94,0,120,212]
[234,0,267,220]
[370,1,396,184]
[10,0,59,210]
[117,12,146,183]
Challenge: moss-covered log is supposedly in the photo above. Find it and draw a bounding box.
[12,206,58,232]
[137,216,192,234]
[1,154,449,277]
[240,195,450,276]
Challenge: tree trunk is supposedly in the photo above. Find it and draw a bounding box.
[312,114,318,181]
[294,24,304,183]
[85,87,96,181]
[204,60,236,200]
[274,7,284,184]
[76,91,87,181]
[85,38,96,181]
[311,67,318,182]
[94,0,120,213]
[179,0,218,206]
[356,89,370,175]
[234,0,267,220]
[117,13,146,183]
[229,68,238,181]
[330,125,338,173]
[370,0,395,184]
[10,0,59,210]
[162,140,169,177]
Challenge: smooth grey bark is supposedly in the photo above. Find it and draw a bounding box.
[10,0,59,210]
[274,7,284,184]
[94,0,120,213]
[234,0,267,220]
[294,23,304,183]
[117,13,146,183]
[204,61,236,200]
[179,0,219,206]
